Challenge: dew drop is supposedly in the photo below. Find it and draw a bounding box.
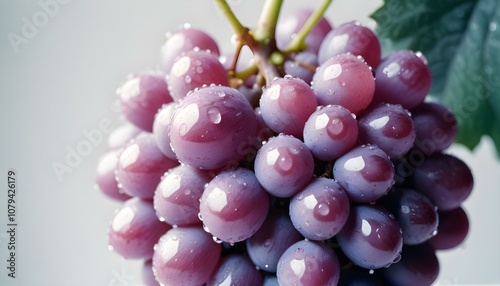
[317,203,330,216]
[207,107,222,124]
[185,75,192,83]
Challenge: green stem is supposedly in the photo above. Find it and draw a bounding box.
[214,0,247,37]
[235,64,259,80]
[252,0,283,43]
[283,0,333,53]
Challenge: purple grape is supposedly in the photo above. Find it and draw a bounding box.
[160,26,220,72]
[382,243,440,286]
[154,164,212,226]
[254,134,314,198]
[276,9,333,53]
[95,149,131,201]
[411,102,458,155]
[303,104,358,161]
[336,204,403,270]
[429,207,469,250]
[277,240,340,286]
[206,254,263,286]
[152,226,221,286]
[289,177,350,240]
[372,50,431,110]
[411,153,473,211]
[142,260,160,286]
[333,145,395,203]
[284,51,318,85]
[358,103,416,159]
[166,50,229,100]
[169,85,257,170]
[383,188,439,245]
[318,21,381,68]
[108,198,171,260]
[115,134,179,198]
[152,102,177,160]
[259,76,318,138]
[312,53,375,115]
[246,209,303,272]
[118,72,174,132]
[107,122,142,150]
[199,168,270,243]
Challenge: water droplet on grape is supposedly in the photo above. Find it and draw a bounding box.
[207,107,222,124]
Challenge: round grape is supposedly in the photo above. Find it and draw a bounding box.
[336,204,403,270]
[372,50,431,110]
[358,103,416,159]
[115,134,179,198]
[154,164,212,226]
[199,168,270,244]
[303,104,358,161]
[169,85,257,170]
[277,240,340,286]
[259,76,318,138]
[108,198,171,260]
[318,21,381,68]
[118,72,173,132]
[167,50,229,100]
[289,177,350,240]
[312,53,375,115]
[333,145,395,203]
[152,226,221,286]
[161,26,220,72]
[254,134,314,198]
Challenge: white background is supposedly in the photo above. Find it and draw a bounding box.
[0,0,499,285]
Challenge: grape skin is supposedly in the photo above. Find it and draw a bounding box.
[333,145,395,203]
[152,226,221,286]
[118,72,173,132]
[254,134,314,198]
[312,53,375,115]
[115,134,179,199]
[160,27,220,72]
[303,104,358,161]
[259,76,318,139]
[289,177,350,241]
[108,198,172,260]
[336,204,403,270]
[318,21,381,69]
[169,85,257,170]
[199,168,270,244]
[277,240,340,286]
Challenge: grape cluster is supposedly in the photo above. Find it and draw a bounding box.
[96,5,474,286]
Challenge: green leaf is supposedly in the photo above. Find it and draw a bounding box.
[371,0,500,155]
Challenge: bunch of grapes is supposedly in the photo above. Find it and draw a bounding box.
[95,2,474,285]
